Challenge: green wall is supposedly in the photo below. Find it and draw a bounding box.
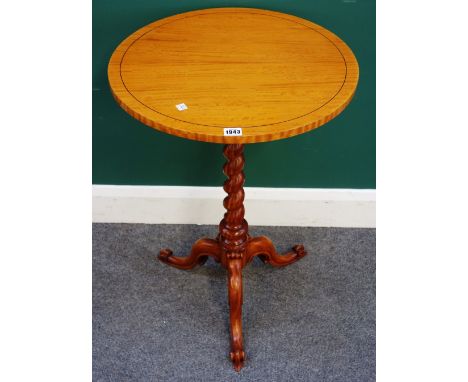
[93,0,375,188]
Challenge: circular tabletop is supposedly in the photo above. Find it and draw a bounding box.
[108,8,359,144]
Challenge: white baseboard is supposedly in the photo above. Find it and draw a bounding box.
[92,185,375,228]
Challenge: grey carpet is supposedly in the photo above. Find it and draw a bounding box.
[93,224,375,382]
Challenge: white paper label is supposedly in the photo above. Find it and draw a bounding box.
[224,128,243,136]
[175,103,188,111]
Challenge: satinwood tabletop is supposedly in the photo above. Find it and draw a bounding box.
[108,8,359,143]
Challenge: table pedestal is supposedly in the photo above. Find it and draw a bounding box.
[158,144,307,371]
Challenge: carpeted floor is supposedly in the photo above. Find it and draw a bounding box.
[93,224,375,382]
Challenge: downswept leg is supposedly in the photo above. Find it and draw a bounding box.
[227,257,245,371]
[158,238,221,270]
[246,236,306,267]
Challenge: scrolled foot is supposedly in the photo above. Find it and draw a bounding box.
[230,349,245,372]
[158,248,173,261]
[292,244,307,259]
[158,238,221,270]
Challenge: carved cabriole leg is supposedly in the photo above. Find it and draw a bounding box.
[219,144,248,371]
[246,236,307,267]
[227,258,244,371]
[158,238,221,270]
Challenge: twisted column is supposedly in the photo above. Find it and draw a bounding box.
[219,144,248,259]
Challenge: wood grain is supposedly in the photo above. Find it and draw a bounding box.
[108,8,359,143]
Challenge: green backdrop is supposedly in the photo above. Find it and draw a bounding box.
[93,0,375,188]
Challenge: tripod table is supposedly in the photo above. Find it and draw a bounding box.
[108,8,359,371]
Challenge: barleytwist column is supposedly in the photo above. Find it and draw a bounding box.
[219,144,248,256]
[219,144,248,371]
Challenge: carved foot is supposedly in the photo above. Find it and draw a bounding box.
[246,236,307,267]
[158,238,221,270]
[227,258,245,371]
[230,349,245,372]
